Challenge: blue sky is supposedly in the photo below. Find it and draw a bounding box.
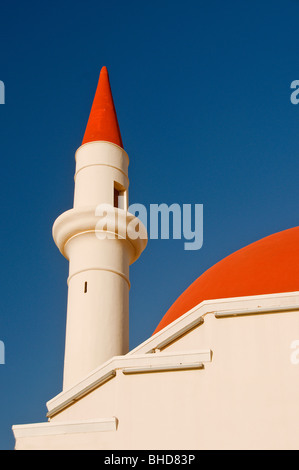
[1,0,299,449]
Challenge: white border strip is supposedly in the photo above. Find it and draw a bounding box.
[215,304,299,318]
[122,363,204,374]
[12,417,117,439]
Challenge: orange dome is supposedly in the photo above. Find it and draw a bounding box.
[153,226,299,334]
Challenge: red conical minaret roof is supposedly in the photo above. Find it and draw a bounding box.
[82,67,123,148]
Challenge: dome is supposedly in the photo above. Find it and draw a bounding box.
[153,226,299,334]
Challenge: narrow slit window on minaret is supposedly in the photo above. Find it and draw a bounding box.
[84,281,87,293]
[114,182,126,209]
[114,188,119,208]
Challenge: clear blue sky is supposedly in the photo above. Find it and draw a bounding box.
[1,0,299,450]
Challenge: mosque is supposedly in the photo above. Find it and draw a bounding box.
[12,67,299,450]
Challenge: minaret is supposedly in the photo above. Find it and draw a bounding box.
[53,67,147,390]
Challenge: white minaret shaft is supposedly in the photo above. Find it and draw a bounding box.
[52,68,147,390]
